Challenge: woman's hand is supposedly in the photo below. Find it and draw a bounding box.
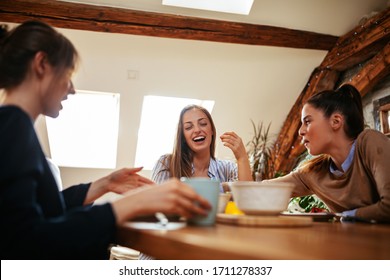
[84,167,153,205]
[220,131,253,181]
[104,167,154,194]
[112,178,211,224]
[220,131,247,160]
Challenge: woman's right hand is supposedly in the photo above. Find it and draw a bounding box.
[111,178,211,224]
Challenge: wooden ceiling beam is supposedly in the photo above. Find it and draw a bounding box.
[321,7,390,71]
[0,0,338,50]
[349,42,390,97]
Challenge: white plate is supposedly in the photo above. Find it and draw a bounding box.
[125,222,186,230]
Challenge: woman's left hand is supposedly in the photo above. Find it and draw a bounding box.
[84,167,154,205]
[220,131,247,160]
[105,167,154,194]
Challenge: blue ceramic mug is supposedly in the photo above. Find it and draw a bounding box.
[180,177,220,226]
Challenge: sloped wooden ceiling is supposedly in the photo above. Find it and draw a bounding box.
[1,0,389,175]
[272,7,390,174]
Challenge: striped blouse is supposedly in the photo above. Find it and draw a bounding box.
[151,154,238,187]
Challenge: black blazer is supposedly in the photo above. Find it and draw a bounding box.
[0,106,116,259]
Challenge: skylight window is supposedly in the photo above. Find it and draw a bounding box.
[46,90,120,169]
[135,96,214,170]
[162,0,254,15]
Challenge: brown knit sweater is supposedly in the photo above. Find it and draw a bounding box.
[271,129,390,223]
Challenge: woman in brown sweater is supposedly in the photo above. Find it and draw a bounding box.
[270,84,390,223]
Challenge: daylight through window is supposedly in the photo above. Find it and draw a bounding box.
[46,90,120,169]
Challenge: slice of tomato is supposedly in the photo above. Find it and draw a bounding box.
[310,207,328,213]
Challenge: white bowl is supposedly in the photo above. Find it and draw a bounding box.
[230,181,294,215]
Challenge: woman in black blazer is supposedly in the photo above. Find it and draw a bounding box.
[0,21,210,260]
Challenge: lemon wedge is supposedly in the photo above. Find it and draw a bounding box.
[224,201,244,215]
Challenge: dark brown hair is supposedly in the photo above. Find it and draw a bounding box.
[0,21,78,89]
[300,84,364,172]
[159,105,217,178]
[306,84,364,139]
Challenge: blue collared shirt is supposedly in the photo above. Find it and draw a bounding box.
[330,141,356,177]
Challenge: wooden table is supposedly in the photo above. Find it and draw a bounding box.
[116,218,390,259]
